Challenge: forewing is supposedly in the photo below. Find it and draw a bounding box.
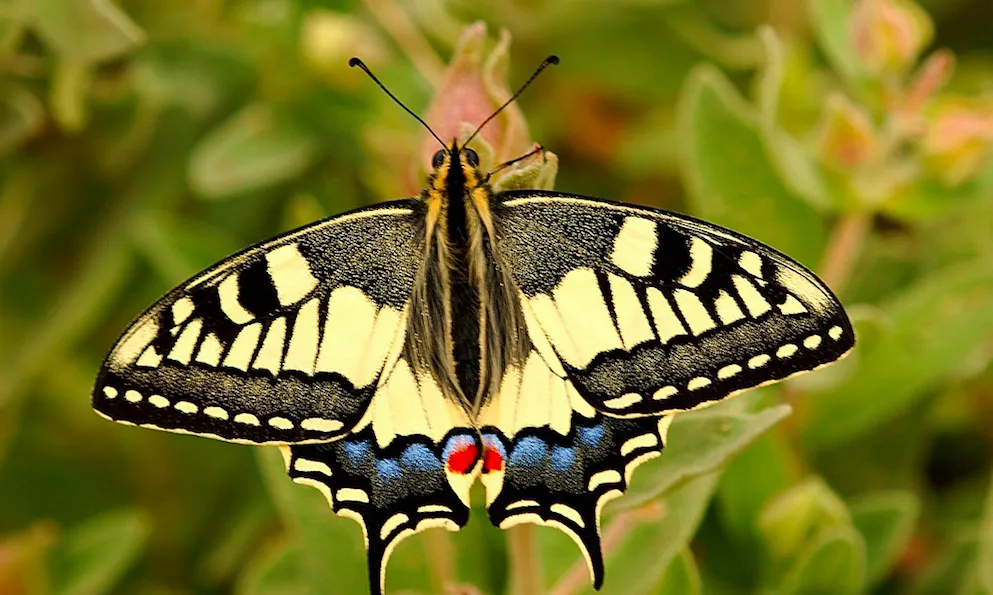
[478,350,669,588]
[93,201,423,444]
[288,355,481,595]
[494,191,854,416]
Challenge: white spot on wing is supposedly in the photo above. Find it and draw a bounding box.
[125,390,142,403]
[588,469,622,491]
[266,243,318,307]
[829,326,843,340]
[204,406,228,420]
[294,458,333,476]
[550,503,586,528]
[253,318,287,374]
[608,274,654,350]
[168,319,203,365]
[620,433,658,456]
[804,335,822,349]
[678,237,713,288]
[603,393,641,409]
[337,487,369,503]
[217,274,254,324]
[733,275,772,318]
[235,413,260,425]
[777,344,798,358]
[552,268,623,368]
[646,288,686,343]
[718,364,742,379]
[714,290,746,325]
[195,333,224,367]
[102,386,118,399]
[171,297,195,326]
[610,217,657,277]
[149,395,169,408]
[688,377,711,390]
[316,287,377,384]
[748,354,771,368]
[224,323,262,371]
[778,294,808,315]
[673,289,716,335]
[739,251,764,278]
[283,298,320,374]
[653,385,677,400]
[380,513,409,540]
[301,418,344,433]
[268,417,293,430]
[175,401,198,414]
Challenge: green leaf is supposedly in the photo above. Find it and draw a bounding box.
[49,509,150,595]
[808,0,863,83]
[678,64,825,266]
[803,263,993,450]
[978,478,993,594]
[237,539,305,595]
[189,103,320,199]
[256,448,368,595]
[49,59,93,134]
[850,491,921,588]
[780,525,866,595]
[0,82,45,156]
[597,472,720,595]
[654,548,702,595]
[757,477,851,565]
[29,0,145,62]
[754,27,833,212]
[619,399,792,510]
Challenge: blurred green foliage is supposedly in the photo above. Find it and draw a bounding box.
[1,0,992,593]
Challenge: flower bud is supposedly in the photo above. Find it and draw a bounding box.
[815,93,879,169]
[850,0,933,75]
[921,97,993,186]
[420,22,545,183]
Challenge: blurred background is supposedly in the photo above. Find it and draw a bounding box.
[1,0,992,593]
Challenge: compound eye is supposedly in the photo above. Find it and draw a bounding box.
[464,148,480,167]
[431,150,446,169]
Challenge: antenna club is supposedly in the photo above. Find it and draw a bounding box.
[349,57,363,68]
[547,55,560,65]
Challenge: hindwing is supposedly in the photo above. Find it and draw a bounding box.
[494,191,855,417]
[287,354,480,595]
[93,200,423,444]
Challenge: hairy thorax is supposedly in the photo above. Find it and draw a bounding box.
[406,149,529,413]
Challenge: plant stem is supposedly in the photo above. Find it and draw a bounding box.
[424,529,456,593]
[507,524,543,595]
[818,212,871,295]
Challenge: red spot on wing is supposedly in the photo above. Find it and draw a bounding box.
[446,444,479,474]
[482,446,505,473]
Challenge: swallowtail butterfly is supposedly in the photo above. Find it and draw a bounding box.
[92,56,853,594]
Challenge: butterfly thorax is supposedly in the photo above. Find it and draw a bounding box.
[410,145,529,413]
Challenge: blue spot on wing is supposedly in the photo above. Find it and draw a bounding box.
[549,446,575,472]
[342,440,371,465]
[376,459,402,481]
[578,424,605,448]
[510,436,547,467]
[400,444,441,472]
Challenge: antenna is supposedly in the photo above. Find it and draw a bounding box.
[349,57,447,150]
[463,55,559,148]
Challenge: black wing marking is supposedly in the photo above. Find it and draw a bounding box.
[287,356,481,595]
[93,200,423,444]
[479,373,669,587]
[494,191,854,417]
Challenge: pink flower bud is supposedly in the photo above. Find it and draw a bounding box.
[420,22,532,172]
[921,98,993,186]
[850,0,933,75]
[816,93,879,169]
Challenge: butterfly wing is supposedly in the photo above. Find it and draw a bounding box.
[477,350,670,588]
[494,190,854,416]
[477,190,854,586]
[93,200,423,445]
[287,354,481,595]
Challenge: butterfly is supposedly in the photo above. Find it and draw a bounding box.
[92,56,854,594]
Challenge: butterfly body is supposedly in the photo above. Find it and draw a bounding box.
[93,140,853,594]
